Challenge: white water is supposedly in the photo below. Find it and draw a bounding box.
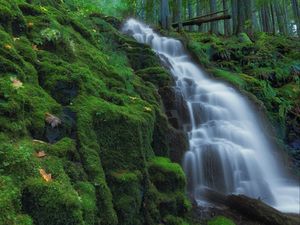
[122,19,300,214]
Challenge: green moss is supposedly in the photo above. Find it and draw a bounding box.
[149,157,186,193]
[208,216,236,225]
[75,182,97,225]
[0,176,26,225]
[22,178,84,225]
[109,170,143,225]
[0,1,191,224]
[0,140,39,183]
[163,215,189,225]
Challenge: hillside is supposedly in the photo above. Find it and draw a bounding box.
[0,1,299,225]
[0,1,190,224]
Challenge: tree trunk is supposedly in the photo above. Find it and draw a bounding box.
[188,0,193,31]
[176,0,183,31]
[210,0,218,34]
[172,14,231,28]
[274,2,287,35]
[270,3,276,34]
[160,0,170,29]
[291,0,300,35]
[231,0,238,34]
[244,0,253,35]
[261,3,272,33]
[222,0,230,35]
[236,0,245,33]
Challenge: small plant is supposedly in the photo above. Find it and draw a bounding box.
[40,28,61,43]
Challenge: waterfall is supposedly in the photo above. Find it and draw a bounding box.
[122,19,300,214]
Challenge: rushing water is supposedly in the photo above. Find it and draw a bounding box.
[122,19,300,213]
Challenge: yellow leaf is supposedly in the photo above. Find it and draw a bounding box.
[144,106,152,112]
[10,77,23,89]
[4,44,12,50]
[27,22,34,28]
[39,169,52,182]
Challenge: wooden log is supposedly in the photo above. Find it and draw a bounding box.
[172,14,231,28]
[198,188,300,225]
[226,195,300,225]
[186,9,228,22]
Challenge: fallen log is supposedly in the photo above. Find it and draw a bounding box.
[186,9,228,22]
[172,14,231,28]
[198,188,300,225]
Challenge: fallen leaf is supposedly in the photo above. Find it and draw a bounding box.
[144,106,152,112]
[32,45,39,51]
[39,169,52,182]
[36,151,46,158]
[4,44,12,50]
[13,37,20,41]
[27,22,34,28]
[45,113,61,128]
[10,77,23,89]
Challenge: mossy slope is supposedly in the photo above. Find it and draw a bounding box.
[0,0,190,224]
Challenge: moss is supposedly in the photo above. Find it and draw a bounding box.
[0,176,27,225]
[208,216,236,225]
[0,1,191,224]
[45,137,77,159]
[75,182,97,225]
[149,157,186,193]
[163,215,189,225]
[0,140,39,184]
[22,178,84,225]
[109,170,143,225]
[136,67,172,88]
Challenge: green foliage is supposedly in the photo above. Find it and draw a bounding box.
[22,178,84,225]
[40,28,61,42]
[0,1,191,224]
[208,216,236,225]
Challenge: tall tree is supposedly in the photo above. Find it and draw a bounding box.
[187,0,193,31]
[291,0,300,35]
[160,0,170,29]
[210,0,218,33]
[222,0,230,35]
[231,0,238,34]
[274,1,288,35]
[176,0,183,31]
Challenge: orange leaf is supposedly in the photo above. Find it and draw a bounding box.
[36,151,46,158]
[39,169,52,182]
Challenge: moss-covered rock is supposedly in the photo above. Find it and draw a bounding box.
[0,1,191,224]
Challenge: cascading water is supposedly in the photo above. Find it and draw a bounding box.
[122,19,300,214]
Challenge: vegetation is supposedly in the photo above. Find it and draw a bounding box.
[186,31,300,169]
[0,0,299,225]
[0,0,189,224]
